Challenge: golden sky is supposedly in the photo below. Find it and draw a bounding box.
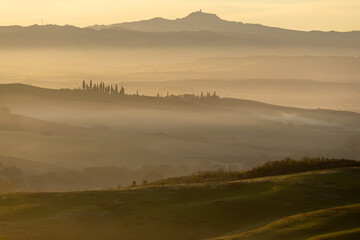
[1,0,359,31]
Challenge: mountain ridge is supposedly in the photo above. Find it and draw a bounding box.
[88,10,296,33]
[0,11,359,51]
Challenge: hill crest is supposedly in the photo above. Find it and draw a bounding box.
[89,10,278,33]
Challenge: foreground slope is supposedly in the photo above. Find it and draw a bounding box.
[0,167,359,240]
[212,204,360,240]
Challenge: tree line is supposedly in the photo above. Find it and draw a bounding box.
[80,80,219,99]
[82,80,125,95]
[150,157,360,185]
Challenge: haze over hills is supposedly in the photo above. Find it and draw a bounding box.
[1,83,360,188]
[1,2,360,239]
[1,54,359,112]
[0,11,359,53]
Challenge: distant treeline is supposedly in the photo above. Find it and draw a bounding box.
[80,80,219,99]
[82,80,125,95]
[2,157,357,193]
[151,157,360,185]
[0,163,192,193]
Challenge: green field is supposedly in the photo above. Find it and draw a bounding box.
[0,167,359,240]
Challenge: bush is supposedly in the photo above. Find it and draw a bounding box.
[244,157,360,179]
[151,157,360,185]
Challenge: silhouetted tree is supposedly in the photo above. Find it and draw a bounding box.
[120,86,125,95]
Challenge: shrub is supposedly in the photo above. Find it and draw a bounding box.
[151,157,360,185]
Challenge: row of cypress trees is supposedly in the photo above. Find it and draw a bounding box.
[82,80,125,95]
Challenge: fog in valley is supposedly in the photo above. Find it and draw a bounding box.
[1,6,360,240]
[1,80,360,192]
[0,11,359,193]
[1,49,359,112]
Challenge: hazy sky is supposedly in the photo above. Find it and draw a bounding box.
[1,0,359,31]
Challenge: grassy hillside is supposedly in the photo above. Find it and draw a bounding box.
[0,167,359,240]
[309,228,360,240]
[213,204,360,240]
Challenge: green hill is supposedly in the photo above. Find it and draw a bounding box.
[0,167,359,240]
[213,204,360,240]
[309,228,360,240]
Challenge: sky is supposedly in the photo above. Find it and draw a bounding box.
[0,0,359,31]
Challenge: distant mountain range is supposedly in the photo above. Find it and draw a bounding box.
[0,11,359,50]
[89,11,283,33]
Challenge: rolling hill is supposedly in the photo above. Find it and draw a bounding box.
[213,204,360,240]
[0,167,359,240]
[1,83,360,173]
[0,101,177,171]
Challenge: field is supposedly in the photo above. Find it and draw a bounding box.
[0,166,359,240]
